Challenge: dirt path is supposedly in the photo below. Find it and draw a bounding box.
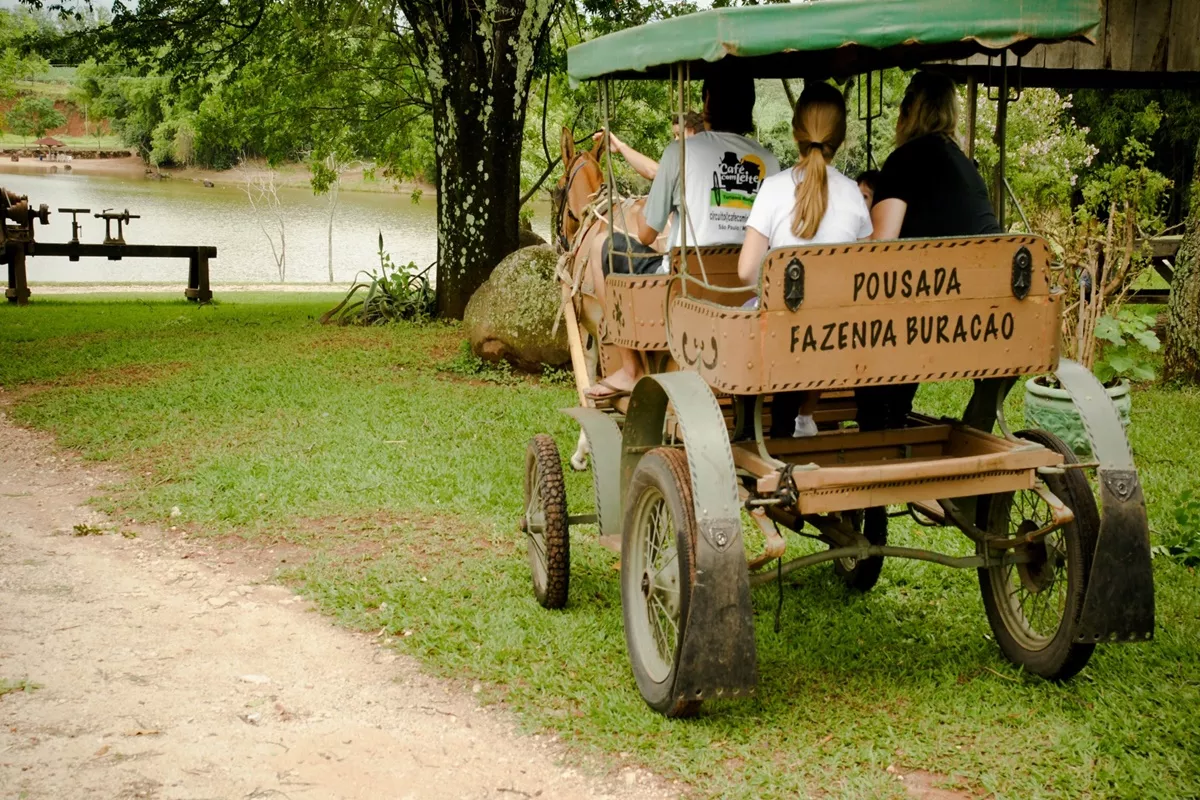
[0,416,674,800]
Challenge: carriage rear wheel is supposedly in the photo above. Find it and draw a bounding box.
[978,429,1098,679]
[621,448,701,718]
[524,434,570,609]
[834,507,888,590]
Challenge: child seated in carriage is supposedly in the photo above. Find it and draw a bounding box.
[736,81,873,435]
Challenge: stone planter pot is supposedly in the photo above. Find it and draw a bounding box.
[1024,376,1131,457]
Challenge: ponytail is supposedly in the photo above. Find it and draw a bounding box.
[788,82,847,240]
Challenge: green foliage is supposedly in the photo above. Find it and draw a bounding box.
[1072,88,1200,223]
[320,234,435,326]
[5,94,65,141]
[438,339,523,385]
[1154,489,1200,568]
[1093,309,1161,384]
[0,9,50,100]
[973,89,1099,224]
[1099,309,1161,383]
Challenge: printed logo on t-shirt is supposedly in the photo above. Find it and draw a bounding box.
[709,152,766,231]
[710,152,766,210]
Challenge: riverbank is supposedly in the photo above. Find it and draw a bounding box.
[0,154,436,198]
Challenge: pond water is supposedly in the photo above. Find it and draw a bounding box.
[0,167,553,284]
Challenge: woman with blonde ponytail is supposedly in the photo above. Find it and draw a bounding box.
[738,82,872,437]
[737,81,872,287]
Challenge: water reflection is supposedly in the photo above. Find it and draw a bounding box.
[0,168,552,284]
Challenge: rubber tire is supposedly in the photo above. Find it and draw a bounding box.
[977,429,1099,680]
[525,434,569,609]
[833,507,888,591]
[621,448,702,718]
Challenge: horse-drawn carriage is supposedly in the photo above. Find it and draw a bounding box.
[522,0,1155,717]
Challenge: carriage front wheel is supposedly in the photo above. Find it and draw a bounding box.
[621,448,702,718]
[978,429,1099,679]
[524,434,570,609]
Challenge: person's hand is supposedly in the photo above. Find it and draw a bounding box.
[592,128,623,153]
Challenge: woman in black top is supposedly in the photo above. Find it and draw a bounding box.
[859,71,1002,431]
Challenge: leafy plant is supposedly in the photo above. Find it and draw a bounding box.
[1093,308,1161,383]
[437,340,522,385]
[1152,488,1200,567]
[321,233,435,326]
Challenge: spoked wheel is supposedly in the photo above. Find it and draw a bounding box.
[621,448,700,718]
[523,434,569,609]
[834,507,888,591]
[978,429,1099,679]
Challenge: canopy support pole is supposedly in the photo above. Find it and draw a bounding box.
[602,80,615,277]
[677,63,689,292]
[993,61,1009,230]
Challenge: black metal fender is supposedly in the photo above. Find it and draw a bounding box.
[561,407,622,541]
[622,372,758,703]
[1054,359,1155,642]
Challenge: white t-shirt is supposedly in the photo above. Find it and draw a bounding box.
[745,165,872,249]
[644,131,781,271]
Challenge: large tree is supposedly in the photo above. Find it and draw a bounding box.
[397,0,562,317]
[1164,137,1200,384]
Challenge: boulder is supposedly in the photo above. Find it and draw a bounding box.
[518,226,546,249]
[464,244,568,372]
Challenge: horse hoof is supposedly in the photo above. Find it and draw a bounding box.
[570,453,589,471]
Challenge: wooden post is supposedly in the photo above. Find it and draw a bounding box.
[5,244,30,305]
[992,59,1009,229]
[196,253,212,303]
[561,283,592,407]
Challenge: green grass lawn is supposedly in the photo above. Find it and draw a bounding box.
[2,296,1198,799]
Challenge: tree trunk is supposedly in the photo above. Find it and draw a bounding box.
[402,0,558,319]
[1164,139,1200,384]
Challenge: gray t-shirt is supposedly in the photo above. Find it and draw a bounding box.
[643,130,780,270]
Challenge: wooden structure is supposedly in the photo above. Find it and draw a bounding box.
[2,194,216,305]
[942,0,1200,88]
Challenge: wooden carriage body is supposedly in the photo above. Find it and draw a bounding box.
[601,235,1067,517]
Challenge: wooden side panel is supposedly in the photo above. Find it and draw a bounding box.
[1043,39,1079,69]
[604,245,753,351]
[1169,0,1200,72]
[666,236,1062,394]
[604,274,671,350]
[1074,0,1108,69]
[1132,0,1173,72]
[1105,0,1136,69]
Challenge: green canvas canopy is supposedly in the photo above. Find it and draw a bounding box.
[567,0,1100,83]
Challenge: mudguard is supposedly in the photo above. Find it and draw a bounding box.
[1054,359,1155,642]
[561,407,622,541]
[623,372,757,703]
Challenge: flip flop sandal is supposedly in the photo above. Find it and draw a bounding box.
[585,378,632,401]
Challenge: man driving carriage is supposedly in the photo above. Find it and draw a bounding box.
[583,74,780,401]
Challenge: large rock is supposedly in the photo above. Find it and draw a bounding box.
[464,245,568,371]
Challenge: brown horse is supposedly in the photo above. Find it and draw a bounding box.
[553,127,651,469]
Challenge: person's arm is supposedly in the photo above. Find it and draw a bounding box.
[737,228,770,286]
[594,130,659,181]
[639,142,678,246]
[870,199,906,240]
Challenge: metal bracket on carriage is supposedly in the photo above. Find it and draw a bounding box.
[1011,245,1033,300]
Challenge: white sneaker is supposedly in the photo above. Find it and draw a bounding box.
[793,414,817,438]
